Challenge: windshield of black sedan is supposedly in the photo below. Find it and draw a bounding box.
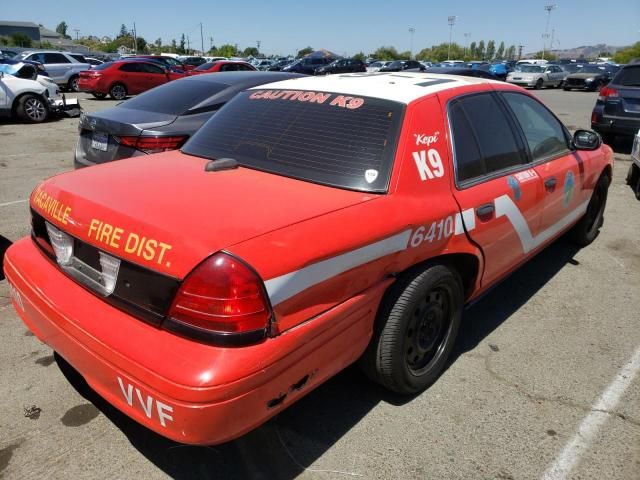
[578,66,606,74]
[182,90,404,192]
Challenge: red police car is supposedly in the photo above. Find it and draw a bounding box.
[78,59,185,100]
[4,73,613,445]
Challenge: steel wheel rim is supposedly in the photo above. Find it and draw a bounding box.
[112,86,125,99]
[25,98,46,121]
[405,286,453,375]
[71,78,79,91]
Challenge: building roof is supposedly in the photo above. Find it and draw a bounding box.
[250,72,496,104]
[0,21,39,28]
[39,26,61,38]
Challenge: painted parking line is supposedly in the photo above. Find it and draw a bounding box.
[541,345,640,480]
[0,200,28,208]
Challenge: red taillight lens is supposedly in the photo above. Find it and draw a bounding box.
[167,253,271,341]
[113,135,188,154]
[598,86,618,101]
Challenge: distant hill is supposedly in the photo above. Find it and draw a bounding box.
[526,43,628,59]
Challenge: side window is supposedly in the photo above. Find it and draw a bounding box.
[238,64,253,71]
[141,63,164,74]
[44,53,70,63]
[119,63,142,72]
[28,53,44,63]
[502,92,569,162]
[449,93,528,183]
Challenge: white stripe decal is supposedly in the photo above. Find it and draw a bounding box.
[454,209,476,235]
[494,195,589,254]
[265,230,412,305]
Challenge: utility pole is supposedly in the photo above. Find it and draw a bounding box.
[73,29,80,41]
[186,36,190,54]
[200,23,204,55]
[209,36,214,51]
[257,40,261,54]
[542,4,557,59]
[518,45,524,60]
[132,22,137,54]
[463,32,471,58]
[447,16,457,61]
[408,27,415,59]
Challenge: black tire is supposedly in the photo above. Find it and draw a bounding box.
[563,86,571,91]
[635,178,640,201]
[360,264,463,394]
[570,173,609,246]
[534,78,543,90]
[68,75,80,92]
[91,92,107,99]
[557,80,564,88]
[16,94,48,123]
[600,133,615,146]
[109,83,127,100]
[626,164,639,186]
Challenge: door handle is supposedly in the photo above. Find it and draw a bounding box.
[544,177,557,192]
[476,203,495,220]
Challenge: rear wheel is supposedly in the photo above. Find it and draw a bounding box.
[68,75,80,92]
[109,83,127,100]
[534,78,543,90]
[91,92,107,99]
[16,94,48,123]
[563,86,571,91]
[360,264,463,394]
[570,173,609,246]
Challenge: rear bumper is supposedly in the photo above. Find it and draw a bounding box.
[3,237,383,445]
[592,116,640,137]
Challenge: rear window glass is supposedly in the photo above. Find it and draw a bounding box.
[614,67,640,87]
[119,80,227,115]
[195,62,216,71]
[182,90,405,192]
[92,62,114,71]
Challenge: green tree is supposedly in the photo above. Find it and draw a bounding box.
[56,21,68,37]
[296,46,314,58]
[171,38,177,53]
[10,32,32,47]
[486,40,496,60]
[372,46,400,60]
[613,43,640,64]
[213,44,238,57]
[496,41,505,60]
[118,24,128,38]
[477,40,485,60]
[353,51,366,61]
[415,47,433,61]
[534,51,558,60]
[506,45,516,60]
[430,42,464,61]
[469,41,477,59]
[243,46,259,57]
[136,36,147,52]
[178,34,186,54]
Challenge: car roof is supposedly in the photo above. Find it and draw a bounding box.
[251,72,496,104]
[178,71,304,87]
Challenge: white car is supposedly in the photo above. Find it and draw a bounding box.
[13,51,91,92]
[627,129,640,199]
[0,63,80,123]
[506,64,565,89]
[366,61,390,72]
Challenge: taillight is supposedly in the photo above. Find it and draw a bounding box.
[166,253,272,345]
[598,86,618,101]
[113,135,188,154]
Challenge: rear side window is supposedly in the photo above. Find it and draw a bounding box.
[614,66,640,87]
[502,92,569,161]
[449,93,527,183]
[120,80,227,115]
[44,53,70,63]
[70,54,86,63]
[183,90,405,192]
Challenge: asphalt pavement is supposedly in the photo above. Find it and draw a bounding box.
[0,88,638,480]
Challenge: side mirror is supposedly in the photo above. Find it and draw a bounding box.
[573,129,602,151]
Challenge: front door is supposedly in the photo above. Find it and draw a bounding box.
[446,91,545,287]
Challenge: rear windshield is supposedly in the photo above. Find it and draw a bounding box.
[614,66,640,87]
[182,90,404,192]
[92,62,114,71]
[195,62,216,71]
[119,80,228,115]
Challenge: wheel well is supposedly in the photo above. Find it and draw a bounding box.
[396,253,480,300]
[602,164,613,185]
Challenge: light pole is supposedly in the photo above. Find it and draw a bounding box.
[257,40,261,55]
[447,16,457,61]
[463,32,471,58]
[542,4,557,59]
[408,27,415,59]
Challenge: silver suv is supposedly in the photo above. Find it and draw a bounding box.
[14,51,90,91]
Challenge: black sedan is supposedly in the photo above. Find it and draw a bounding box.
[379,60,425,72]
[591,63,640,144]
[314,58,366,75]
[74,71,303,168]
[563,65,618,91]
[423,67,498,80]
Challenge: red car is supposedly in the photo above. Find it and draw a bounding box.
[78,59,185,100]
[188,60,257,75]
[5,73,612,445]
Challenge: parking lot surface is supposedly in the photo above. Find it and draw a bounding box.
[1,90,639,480]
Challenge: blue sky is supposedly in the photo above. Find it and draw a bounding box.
[8,0,640,55]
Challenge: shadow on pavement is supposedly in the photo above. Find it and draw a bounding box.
[608,135,633,155]
[55,237,582,479]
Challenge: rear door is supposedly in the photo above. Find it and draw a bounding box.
[118,63,146,94]
[501,92,588,233]
[446,92,545,287]
[141,62,169,89]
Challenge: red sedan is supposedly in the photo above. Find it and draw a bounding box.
[5,73,612,445]
[78,60,185,100]
[187,60,257,75]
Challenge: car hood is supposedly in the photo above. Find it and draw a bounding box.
[31,152,379,279]
[567,73,603,79]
